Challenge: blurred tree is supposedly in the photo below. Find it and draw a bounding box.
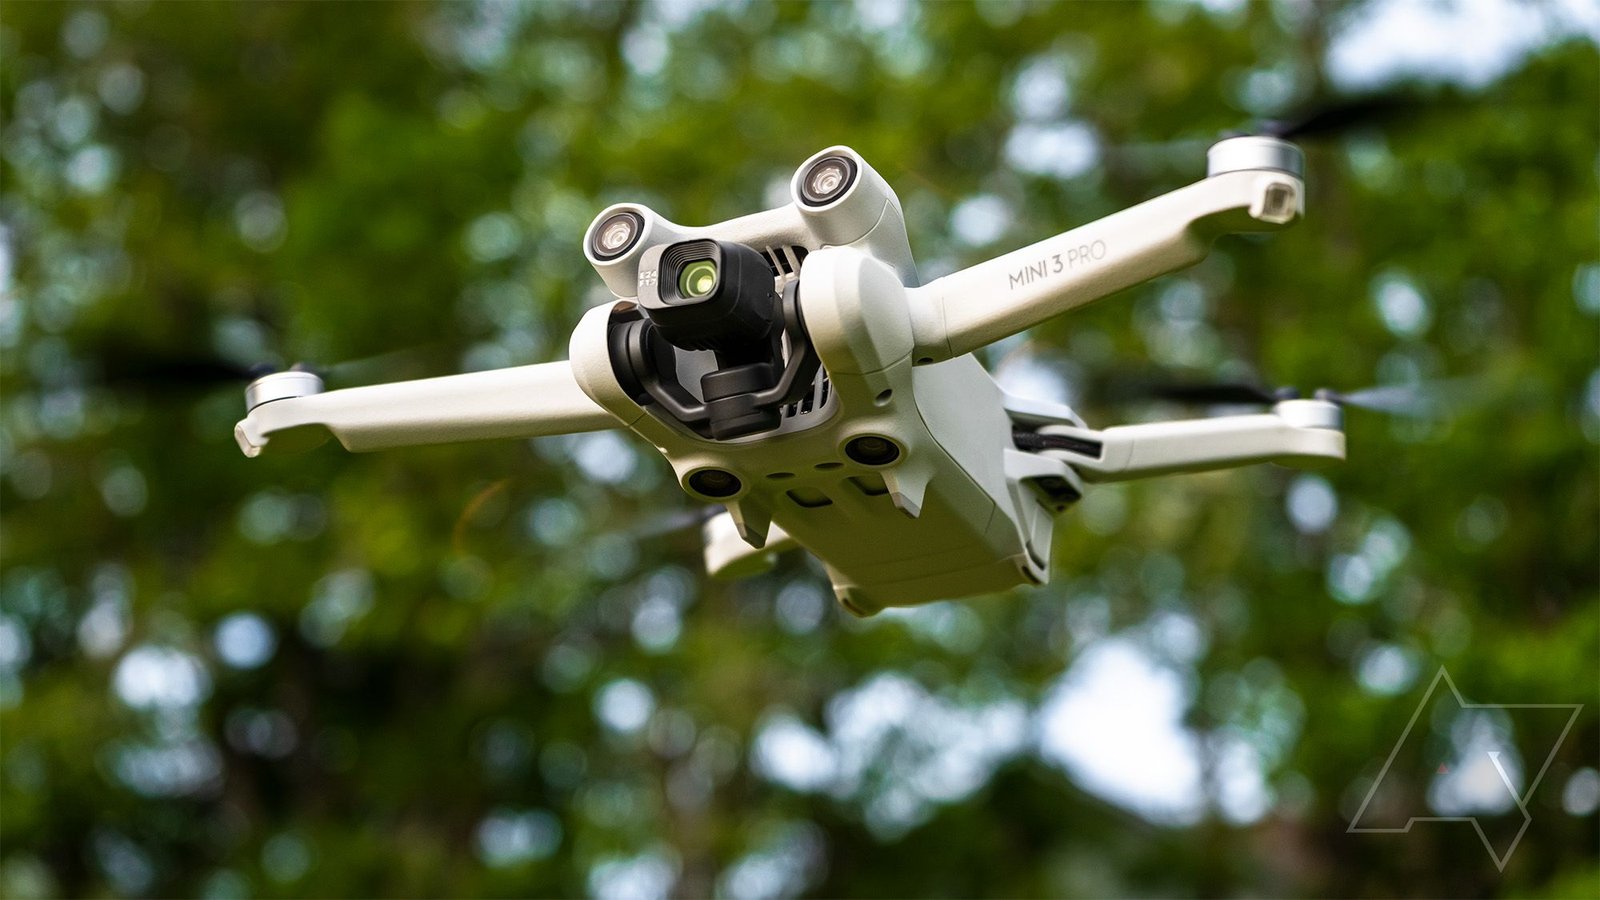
[1,1,1596,898]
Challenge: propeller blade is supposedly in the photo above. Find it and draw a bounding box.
[1324,376,1483,418]
[99,340,448,397]
[1102,88,1452,167]
[1259,93,1424,141]
[1142,375,1482,419]
[1147,382,1280,406]
[99,352,269,392]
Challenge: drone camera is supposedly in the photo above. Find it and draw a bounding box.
[638,239,778,357]
[622,238,822,439]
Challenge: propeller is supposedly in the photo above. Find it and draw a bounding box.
[1104,88,1452,168]
[1144,377,1481,419]
[96,351,267,393]
[1312,380,1480,418]
[97,343,443,397]
[1144,382,1283,406]
[1254,92,1432,142]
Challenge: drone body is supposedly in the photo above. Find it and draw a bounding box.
[235,139,1343,615]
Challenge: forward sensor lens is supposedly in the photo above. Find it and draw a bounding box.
[591,211,643,260]
[799,155,857,206]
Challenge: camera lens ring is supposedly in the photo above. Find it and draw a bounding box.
[798,155,858,207]
[590,210,644,261]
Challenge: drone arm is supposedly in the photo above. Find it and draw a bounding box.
[234,361,620,457]
[908,167,1302,362]
[1034,400,1343,483]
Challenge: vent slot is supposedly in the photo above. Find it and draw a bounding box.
[780,373,831,419]
[764,245,809,287]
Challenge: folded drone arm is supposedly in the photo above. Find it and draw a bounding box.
[908,166,1302,363]
[1032,400,1343,483]
[234,361,619,457]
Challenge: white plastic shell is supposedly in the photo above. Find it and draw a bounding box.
[234,362,617,457]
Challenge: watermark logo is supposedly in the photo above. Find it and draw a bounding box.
[1348,667,1581,870]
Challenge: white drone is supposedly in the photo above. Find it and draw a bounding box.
[233,137,1343,616]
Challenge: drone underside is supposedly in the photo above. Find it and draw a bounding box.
[235,140,1344,615]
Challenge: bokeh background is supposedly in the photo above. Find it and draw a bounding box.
[2,0,1597,897]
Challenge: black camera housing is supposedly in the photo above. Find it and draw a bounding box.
[611,239,821,440]
[636,240,778,361]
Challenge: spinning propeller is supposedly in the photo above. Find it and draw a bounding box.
[1252,91,1436,142]
[1108,88,1451,169]
[99,343,438,397]
[1145,377,1481,419]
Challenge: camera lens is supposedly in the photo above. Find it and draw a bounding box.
[677,259,719,299]
[799,155,857,207]
[590,210,643,260]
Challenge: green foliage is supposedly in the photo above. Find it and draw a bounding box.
[1,1,1595,897]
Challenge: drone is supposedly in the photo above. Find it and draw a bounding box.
[233,136,1344,616]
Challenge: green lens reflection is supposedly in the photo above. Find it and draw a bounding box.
[678,259,718,299]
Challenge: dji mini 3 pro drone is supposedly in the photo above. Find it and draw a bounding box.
[234,137,1342,615]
